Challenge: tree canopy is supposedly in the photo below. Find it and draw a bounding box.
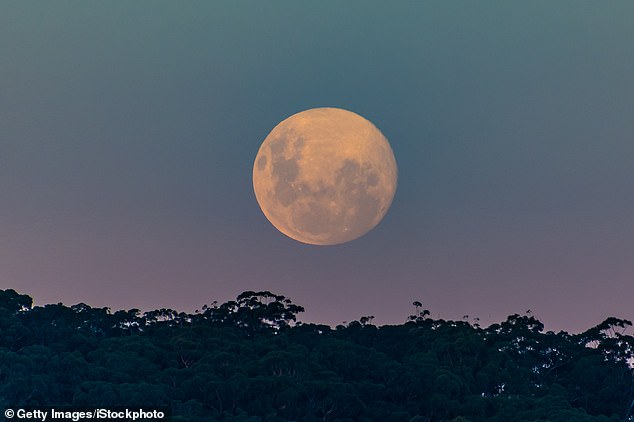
[0,288,632,421]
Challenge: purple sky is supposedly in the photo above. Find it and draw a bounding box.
[1,2,633,333]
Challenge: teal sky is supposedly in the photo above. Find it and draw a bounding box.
[1,2,633,332]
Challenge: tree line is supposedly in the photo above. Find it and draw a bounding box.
[0,288,633,421]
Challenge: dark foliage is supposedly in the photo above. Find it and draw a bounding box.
[0,288,633,421]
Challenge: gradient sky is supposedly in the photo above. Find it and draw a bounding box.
[1,2,633,333]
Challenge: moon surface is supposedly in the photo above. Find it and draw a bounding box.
[253,107,397,245]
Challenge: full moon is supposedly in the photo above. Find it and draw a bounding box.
[253,108,397,245]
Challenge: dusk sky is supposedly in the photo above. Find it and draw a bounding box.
[1,2,633,333]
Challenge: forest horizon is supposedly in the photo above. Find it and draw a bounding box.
[1,287,633,421]
[3,286,630,335]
